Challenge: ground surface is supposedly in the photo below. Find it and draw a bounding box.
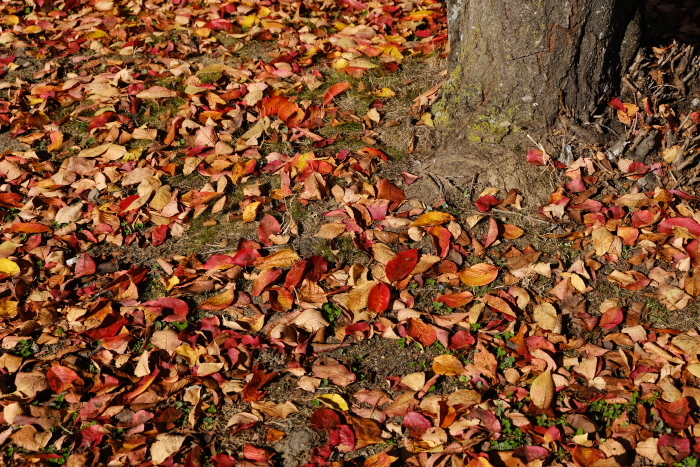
[2,1,700,467]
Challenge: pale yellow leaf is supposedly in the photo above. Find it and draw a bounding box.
[150,434,187,465]
[533,303,560,332]
[400,372,425,391]
[530,369,554,409]
[137,86,178,99]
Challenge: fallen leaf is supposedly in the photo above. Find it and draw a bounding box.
[458,263,499,287]
[530,370,554,409]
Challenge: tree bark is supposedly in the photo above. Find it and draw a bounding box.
[435,0,641,143]
[425,0,641,204]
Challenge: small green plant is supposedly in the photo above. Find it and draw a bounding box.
[432,301,454,315]
[398,337,407,348]
[322,303,343,323]
[171,321,189,331]
[13,339,35,358]
[53,394,69,409]
[496,346,516,369]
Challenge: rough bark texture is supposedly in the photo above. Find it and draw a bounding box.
[422,0,641,206]
[435,0,641,142]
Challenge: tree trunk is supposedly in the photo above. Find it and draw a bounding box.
[426,0,642,203]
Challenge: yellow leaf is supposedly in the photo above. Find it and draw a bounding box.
[375,87,396,98]
[530,369,554,409]
[175,344,199,366]
[420,112,434,128]
[241,15,259,28]
[432,355,465,376]
[458,263,499,287]
[0,298,18,319]
[316,393,349,411]
[0,258,20,276]
[242,201,261,223]
[411,212,455,227]
[254,250,300,270]
[332,58,350,70]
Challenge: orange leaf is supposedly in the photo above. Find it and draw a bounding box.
[199,287,236,310]
[323,82,352,105]
[458,263,498,287]
[435,291,474,307]
[411,212,455,227]
[432,355,464,375]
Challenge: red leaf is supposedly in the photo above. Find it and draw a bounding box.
[232,248,262,266]
[608,97,626,111]
[151,224,168,246]
[475,195,500,212]
[659,217,700,236]
[656,398,693,430]
[436,291,474,307]
[324,82,352,105]
[631,210,657,228]
[75,254,96,277]
[88,111,116,131]
[262,95,287,117]
[258,214,281,246]
[385,249,419,282]
[599,307,624,329]
[47,366,83,393]
[118,194,140,211]
[243,445,273,462]
[367,283,391,313]
[658,434,691,464]
[450,330,476,350]
[403,411,431,438]
[483,217,500,247]
[343,0,368,10]
[144,297,190,319]
[203,255,237,270]
[526,148,549,166]
[307,256,329,282]
[513,446,550,463]
[284,260,308,289]
[278,100,301,125]
[310,408,341,430]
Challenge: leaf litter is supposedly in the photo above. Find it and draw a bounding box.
[1,0,700,466]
